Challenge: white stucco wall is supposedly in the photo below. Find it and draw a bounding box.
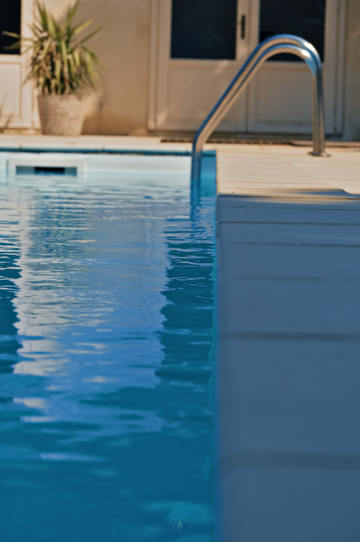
[343,0,360,141]
[29,0,360,139]
[42,0,151,135]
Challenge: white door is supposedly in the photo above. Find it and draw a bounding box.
[149,0,345,136]
[148,0,252,133]
[247,0,345,135]
[0,0,35,131]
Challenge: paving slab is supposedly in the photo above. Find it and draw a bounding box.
[0,133,193,153]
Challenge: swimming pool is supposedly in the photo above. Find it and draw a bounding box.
[0,155,216,541]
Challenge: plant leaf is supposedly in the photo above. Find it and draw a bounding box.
[80,27,102,44]
[2,31,22,39]
[40,37,52,59]
[73,49,81,67]
[73,20,92,35]
[8,1,104,95]
[66,0,79,27]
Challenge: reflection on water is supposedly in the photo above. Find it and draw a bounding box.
[0,157,216,541]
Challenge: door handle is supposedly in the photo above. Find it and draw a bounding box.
[240,15,246,39]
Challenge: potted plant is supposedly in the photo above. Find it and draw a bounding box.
[4,1,104,136]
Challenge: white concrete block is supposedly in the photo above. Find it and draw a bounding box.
[217,221,360,246]
[217,243,360,280]
[217,277,360,335]
[218,339,360,456]
[221,466,360,542]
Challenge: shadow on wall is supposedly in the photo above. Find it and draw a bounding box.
[46,0,151,135]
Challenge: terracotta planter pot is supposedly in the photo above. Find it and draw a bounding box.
[38,95,85,136]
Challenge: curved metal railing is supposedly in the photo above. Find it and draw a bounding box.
[191,35,326,182]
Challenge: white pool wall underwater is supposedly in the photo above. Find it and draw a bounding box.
[2,152,193,177]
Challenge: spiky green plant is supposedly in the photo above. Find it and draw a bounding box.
[0,96,14,133]
[3,1,104,95]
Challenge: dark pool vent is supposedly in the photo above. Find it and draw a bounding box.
[16,165,77,176]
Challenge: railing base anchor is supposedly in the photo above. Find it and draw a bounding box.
[308,151,331,157]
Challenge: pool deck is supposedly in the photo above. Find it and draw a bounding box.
[1,134,360,541]
[0,133,192,153]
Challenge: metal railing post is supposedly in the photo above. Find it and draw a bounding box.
[191,35,327,182]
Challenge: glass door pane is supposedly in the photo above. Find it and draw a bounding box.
[259,0,326,61]
[0,0,21,55]
[171,0,238,60]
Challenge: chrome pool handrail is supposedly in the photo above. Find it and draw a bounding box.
[191,35,326,182]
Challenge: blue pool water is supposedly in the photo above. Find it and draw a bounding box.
[0,156,216,541]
